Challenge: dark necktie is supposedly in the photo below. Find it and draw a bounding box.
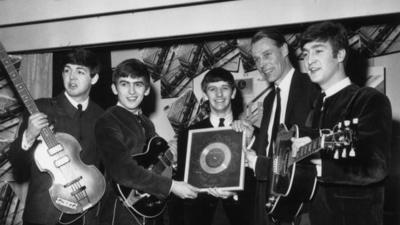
[268,86,281,155]
[312,92,326,128]
[77,104,82,113]
[77,104,83,140]
[218,118,225,127]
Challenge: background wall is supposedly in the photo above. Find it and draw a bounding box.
[0,0,400,52]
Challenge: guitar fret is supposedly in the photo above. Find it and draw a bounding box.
[296,138,322,162]
[0,43,58,151]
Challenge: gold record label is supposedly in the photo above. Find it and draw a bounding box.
[199,142,231,174]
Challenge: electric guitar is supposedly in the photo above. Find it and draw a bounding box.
[266,119,358,223]
[0,42,106,214]
[114,136,175,218]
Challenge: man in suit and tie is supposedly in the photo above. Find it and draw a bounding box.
[172,67,254,225]
[242,29,320,225]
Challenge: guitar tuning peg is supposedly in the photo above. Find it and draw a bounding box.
[352,118,359,125]
[341,149,347,158]
[337,122,342,128]
[344,120,350,127]
[334,150,339,159]
[349,147,356,157]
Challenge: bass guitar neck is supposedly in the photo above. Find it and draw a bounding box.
[0,42,106,214]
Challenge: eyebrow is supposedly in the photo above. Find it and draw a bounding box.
[64,64,88,71]
[118,80,145,85]
[304,43,327,50]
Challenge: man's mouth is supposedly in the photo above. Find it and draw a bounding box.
[127,96,138,101]
[308,67,320,73]
[68,83,78,89]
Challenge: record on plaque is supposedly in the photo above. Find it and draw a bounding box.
[184,127,245,191]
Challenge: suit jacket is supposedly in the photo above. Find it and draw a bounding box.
[95,106,172,225]
[251,70,319,225]
[8,93,104,225]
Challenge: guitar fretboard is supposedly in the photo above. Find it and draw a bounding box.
[0,42,58,149]
[294,136,323,162]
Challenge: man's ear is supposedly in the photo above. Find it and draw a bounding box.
[203,93,209,101]
[337,49,346,63]
[91,74,99,85]
[231,88,237,99]
[144,87,150,96]
[111,83,118,95]
[280,43,289,58]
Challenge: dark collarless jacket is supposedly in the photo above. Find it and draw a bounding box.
[95,106,172,225]
[8,93,104,225]
[308,84,392,225]
[252,70,319,225]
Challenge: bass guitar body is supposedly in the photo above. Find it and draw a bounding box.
[34,132,106,214]
[0,42,106,215]
[115,136,173,218]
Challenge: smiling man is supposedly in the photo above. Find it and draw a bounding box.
[94,58,199,225]
[292,21,392,225]
[239,29,320,225]
[170,67,255,225]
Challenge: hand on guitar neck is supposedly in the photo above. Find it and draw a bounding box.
[290,118,358,162]
[23,112,50,149]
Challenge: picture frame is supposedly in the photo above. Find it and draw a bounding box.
[184,127,245,192]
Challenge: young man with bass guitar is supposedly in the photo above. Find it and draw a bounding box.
[94,58,199,225]
[7,48,105,225]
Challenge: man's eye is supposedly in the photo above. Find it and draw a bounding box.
[135,83,144,88]
[208,87,216,92]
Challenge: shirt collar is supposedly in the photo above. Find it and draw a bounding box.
[210,112,233,128]
[116,102,142,115]
[64,92,89,111]
[324,77,352,99]
[275,68,294,93]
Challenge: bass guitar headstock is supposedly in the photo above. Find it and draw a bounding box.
[322,118,358,159]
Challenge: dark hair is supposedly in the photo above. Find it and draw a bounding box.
[251,28,298,68]
[200,67,243,117]
[201,67,236,92]
[64,48,100,77]
[112,58,150,87]
[299,21,349,60]
[251,28,287,48]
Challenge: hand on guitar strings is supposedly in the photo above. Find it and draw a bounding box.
[290,137,312,157]
[171,180,200,199]
[207,187,237,200]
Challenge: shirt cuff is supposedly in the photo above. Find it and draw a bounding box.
[21,130,35,151]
